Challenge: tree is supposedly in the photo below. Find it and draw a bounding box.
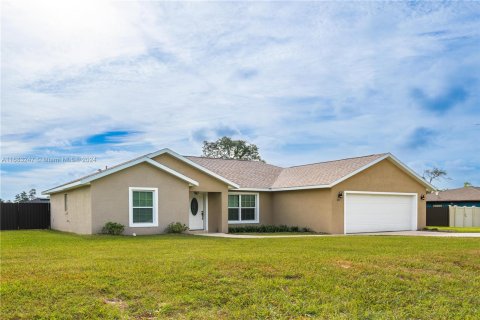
[202,136,263,161]
[422,167,448,183]
[28,188,37,200]
[14,191,29,203]
[464,182,473,187]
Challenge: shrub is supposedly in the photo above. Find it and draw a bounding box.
[102,222,125,235]
[166,222,188,233]
[228,225,312,233]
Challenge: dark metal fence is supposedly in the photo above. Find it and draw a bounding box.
[1,203,50,230]
[426,207,449,226]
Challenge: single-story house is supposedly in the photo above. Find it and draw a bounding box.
[26,197,50,203]
[427,187,480,208]
[42,148,434,235]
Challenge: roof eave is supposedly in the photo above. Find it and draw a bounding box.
[42,156,200,194]
[42,181,90,195]
[148,148,240,188]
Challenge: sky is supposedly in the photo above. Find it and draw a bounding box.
[1,1,479,200]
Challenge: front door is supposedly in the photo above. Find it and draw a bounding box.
[189,192,205,230]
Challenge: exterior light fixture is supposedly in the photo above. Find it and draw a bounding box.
[420,194,425,200]
[337,191,343,200]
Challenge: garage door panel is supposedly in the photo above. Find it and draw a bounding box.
[345,192,417,233]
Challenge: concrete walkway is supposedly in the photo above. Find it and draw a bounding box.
[356,231,480,238]
[197,231,480,238]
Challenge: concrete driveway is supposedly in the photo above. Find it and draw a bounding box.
[198,231,480,238]
[354,231,480,237]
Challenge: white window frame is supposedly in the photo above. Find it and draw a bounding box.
[129,187,159,227]
[228,192,260,224]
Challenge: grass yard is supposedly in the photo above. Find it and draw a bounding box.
[424,226,480,233]
[1,231,479,319]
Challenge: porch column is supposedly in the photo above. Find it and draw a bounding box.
[220,191,229,233]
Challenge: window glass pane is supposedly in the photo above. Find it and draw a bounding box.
[241,208,256,221]
[241,195,256,207]
[133,191,153,207]
[228,195,239,207]
[133,191,140,206]
[133,208,153,223]
[144,192,153,207]
[228,208,239,221]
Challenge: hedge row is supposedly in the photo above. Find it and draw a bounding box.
[228,225,312,233]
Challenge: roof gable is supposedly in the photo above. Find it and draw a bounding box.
[147,149,240,188]
[43,156,199,194]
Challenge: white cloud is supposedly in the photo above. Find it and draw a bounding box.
[1,1,479,199]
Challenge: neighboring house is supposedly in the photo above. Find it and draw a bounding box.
[426,187,480,208]
[42,148,434,235]
[26,197,50,203]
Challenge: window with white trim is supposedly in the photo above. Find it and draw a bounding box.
[228,193,259,223]
[129,187,158,227]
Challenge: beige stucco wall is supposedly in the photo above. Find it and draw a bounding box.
[330,158,427,234]
[90,162,190,235]
[207,192,221,232]
[153,154,229,232]
[50,186,92,234]
[272,189,332,233]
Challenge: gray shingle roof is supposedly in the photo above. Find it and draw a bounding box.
[185,157,283,188]
[271,154,387,188]
[186,153,387,189]
[426,187,480,202]
[45,149,399,193]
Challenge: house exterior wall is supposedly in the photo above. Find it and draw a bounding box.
[330,158,427,234]
[90,162,190,235]
[50,186,92,234]
[271,189,333,233]
[257,192,273,225]
[152,154,230,232]
[207,192,222,232]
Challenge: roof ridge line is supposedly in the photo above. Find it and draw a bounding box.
[184,155,285,169]
[286,153,389,169]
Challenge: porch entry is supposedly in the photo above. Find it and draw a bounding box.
[189,192,207,230]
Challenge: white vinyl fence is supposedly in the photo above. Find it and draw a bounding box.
[449,206,480,227]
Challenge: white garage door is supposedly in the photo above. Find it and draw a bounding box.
[344,192,417,234]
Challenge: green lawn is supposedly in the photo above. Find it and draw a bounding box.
[424,226,480,233]
[1,231,479,319]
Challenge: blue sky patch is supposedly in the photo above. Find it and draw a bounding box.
[405,127,436,149]
[411,86,469,114]
[86,131,137,145]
